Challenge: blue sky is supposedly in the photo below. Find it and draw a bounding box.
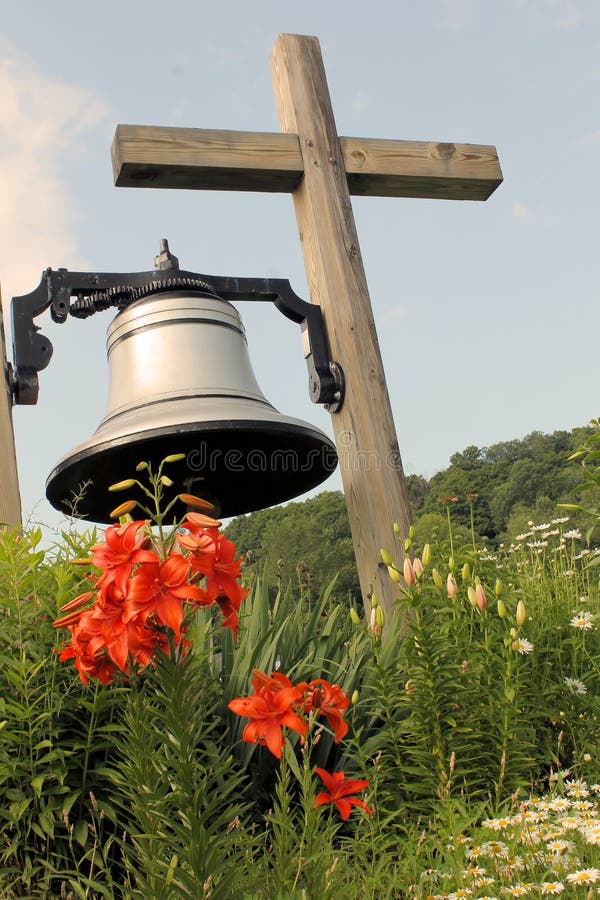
[1,0,599,530]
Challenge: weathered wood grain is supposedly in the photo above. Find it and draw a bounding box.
[270,33,412,618]
[112,124,502,200]
[0,290,22,528]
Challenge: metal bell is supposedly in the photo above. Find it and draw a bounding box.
[45,286,337,522]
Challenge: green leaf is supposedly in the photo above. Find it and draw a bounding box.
[30,775,44,797]
[74,819,89,846]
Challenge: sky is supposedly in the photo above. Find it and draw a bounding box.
[1,0,600,533]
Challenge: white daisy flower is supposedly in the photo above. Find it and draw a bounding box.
[570,611,595,630]
[563,677,587,695]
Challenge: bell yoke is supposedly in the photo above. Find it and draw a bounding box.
[10,241,342,522]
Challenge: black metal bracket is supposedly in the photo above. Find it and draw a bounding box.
[10,249,345,412]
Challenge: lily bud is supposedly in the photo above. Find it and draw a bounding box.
[387,565,402,584]
[108,479,136,492]
[351,690,359,706]
[432,568,444,590]
[403,557,416,587]
[135,461,148,472]
[467,586,478,608]
[516,600,527,627]
[404,538,412,554]
[371,594,379,609]
[380,548,393,566]
[448,556,455,571]
[183,512,222,528]
[461,563,470,582]
[495,578,503,598]
[163,453,186,463]
[369,607,377,631]
[447,573,458,598]
[393,522,401,537]
[422,543,431,567]
[475,583,487,611]
[179,493,215,511]
[413,557,424,578]
[109,500,137,519]
[375,605,385,628]
[497,598,507,619]
[408,525,415,541]
[160,475,174,487]
[350,607,361,626]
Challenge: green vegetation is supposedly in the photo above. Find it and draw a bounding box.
[1,427,600,896]
[227,425,597,599]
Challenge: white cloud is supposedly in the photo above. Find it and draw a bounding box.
[513,0,586,29]
[0,38,108,315]
[512,202,559,228]
[577,130,600,145]
[441,0,473,29]
[384,302,410,322]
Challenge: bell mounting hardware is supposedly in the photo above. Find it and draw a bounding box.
[10,240,344,412]
[11,241,341,522]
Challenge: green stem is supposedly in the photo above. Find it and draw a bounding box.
[78,681,100,820]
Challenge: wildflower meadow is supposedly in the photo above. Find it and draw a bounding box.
[1,430,600,898]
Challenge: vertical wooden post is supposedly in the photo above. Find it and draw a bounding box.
[270,34,411,618]
[0,287,22,528]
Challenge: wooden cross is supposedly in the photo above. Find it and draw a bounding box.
[111,33,502,616]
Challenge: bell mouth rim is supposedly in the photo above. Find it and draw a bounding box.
[46,417,338,524]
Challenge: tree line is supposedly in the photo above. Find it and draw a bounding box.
[226,425,595,602]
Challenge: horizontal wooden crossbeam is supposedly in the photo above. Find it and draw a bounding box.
[112,125,503,201]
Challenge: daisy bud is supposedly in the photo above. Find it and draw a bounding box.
[403,557,416,587]
[375,605,385,628]
[160,475,174,487]
[108,479,136,492]
[584,753,592,762]
[467,586,477,608]
[380,548,393,566]
[422,543,431,567]
[495,578,503,597]
[350,607,361,626]
[461,563,470,582]
[432,568,444,590]
[475,583,487,611]
[413,557,424,578]
[447,573,458,598]
[387,565,402,584]
[516,600,527,627]
[164,453,186,463]
[497,598,507,619]
[351,690,359,705]
[135,461,148,472]
[109,500,137,519]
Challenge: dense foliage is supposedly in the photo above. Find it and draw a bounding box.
[226,426,596,598]
[1,430,600,896]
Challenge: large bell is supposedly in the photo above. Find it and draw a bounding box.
[46,288,337,522]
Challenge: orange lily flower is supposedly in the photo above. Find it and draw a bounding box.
[313,768,372,820]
